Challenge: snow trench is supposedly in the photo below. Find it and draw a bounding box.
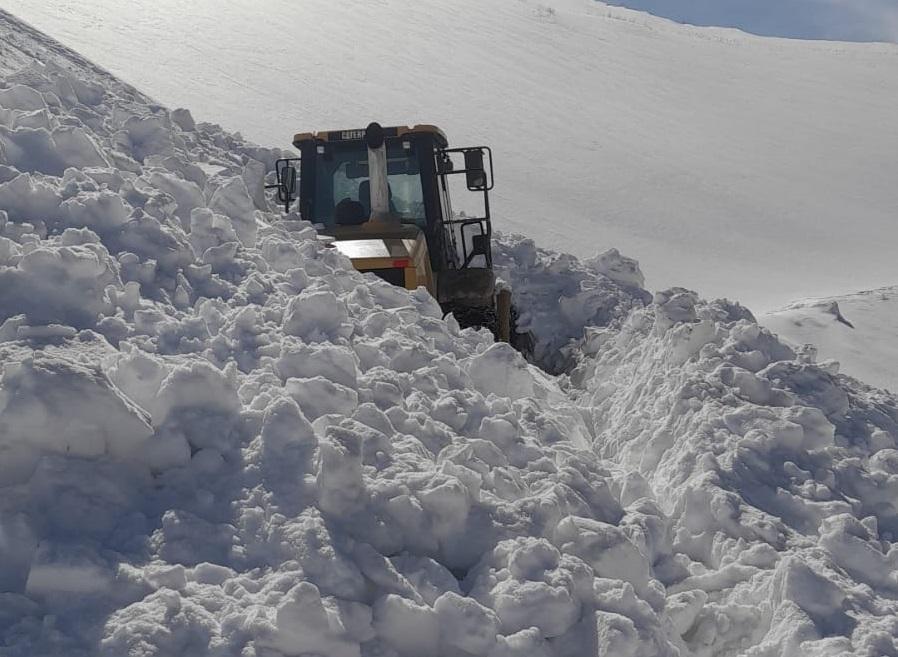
[2,10,898,657]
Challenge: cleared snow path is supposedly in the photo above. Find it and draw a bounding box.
[3,9,898,657]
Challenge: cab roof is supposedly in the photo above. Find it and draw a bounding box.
[293,124,448,149]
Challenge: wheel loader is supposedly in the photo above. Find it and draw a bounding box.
[267,122,526,347]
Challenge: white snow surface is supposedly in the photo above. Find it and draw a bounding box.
[1,0,897,311]
[3,10,898,657]
[762,287,898,393]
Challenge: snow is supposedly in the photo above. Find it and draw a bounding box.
[3,8,898,657]
[1,0,897,311]
[762,287,898,393]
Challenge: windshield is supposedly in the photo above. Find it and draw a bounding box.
[311,141,426,227]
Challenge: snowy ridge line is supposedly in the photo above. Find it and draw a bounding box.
[2,9,898,657]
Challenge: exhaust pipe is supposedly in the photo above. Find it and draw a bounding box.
[365,122,395,223]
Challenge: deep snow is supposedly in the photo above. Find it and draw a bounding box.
[762,287,898,393]
[4,8,898,657]
[1,0,897,311]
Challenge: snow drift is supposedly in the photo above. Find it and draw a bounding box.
[2,9,898,657]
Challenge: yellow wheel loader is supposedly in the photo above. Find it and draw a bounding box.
[268,122,526,348]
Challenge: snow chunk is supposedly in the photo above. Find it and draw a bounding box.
[258,582,364,657]
[587,247,645,288]
[373,594,439,657]
[434,591,500,655]
[283,289,351,341]
[171,108,195,131]
[0,85,47,112]
[0,243,119,328]
[467,342,535,400]
[209,176,257,247]
[0,352,153,481]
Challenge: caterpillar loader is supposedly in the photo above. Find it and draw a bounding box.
[268,122,526,347]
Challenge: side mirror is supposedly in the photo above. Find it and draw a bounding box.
[281,164,297,199]
[266,157,301,213]
[464,150,486,190]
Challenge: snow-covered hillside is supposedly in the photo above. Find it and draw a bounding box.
[5,9,898,657]
[762,288,898,393]
[2,0,897,311]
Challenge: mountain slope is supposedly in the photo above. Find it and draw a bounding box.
[1,0,897,310]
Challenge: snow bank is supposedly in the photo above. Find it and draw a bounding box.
[570,290,898,655]
[493,235,649,372]
[2,10,898,657]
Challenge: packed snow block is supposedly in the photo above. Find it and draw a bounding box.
[170,108,195,132]
[587,248,645,289]
[653,288,699,327]
[52,125,108,170]
[9,108,52,130]
[69,78,105,106]
[0,234,22,267]
[60,190,131,232]
[100,588,219,657]
[0,124,107,176]
[467,538,583,638]
[242,158,267,211]
[0,352,153,471]
[258,582,365,657]
[260,234,307,273]
[189,207,239,256]
[467,343,536,400]
[276,340,360,388]
[666,589,709,636]
[554,516,650,592]
[112,210,195,279]
[260,396,317,452]
[760,361,850,420]
[119,115,174,162]
[287,376,358,421]
[106,348,169,417]
[283,288,351,342]
[818,514,898,590]
[153,509,237,566]
[0,126,59,175]
[373,594,439,657]
[0,513,36,593]
[771,557,856,639]
[390,554,462,606]
[0,85,47,112]
[144,170,204,227]
[434,591,500,655]
[155,360,240,448]
[316,424,364,515]
[208,175,258,247]
[24,542,113,598]
[594,611,640,657]
[0,243,119,328]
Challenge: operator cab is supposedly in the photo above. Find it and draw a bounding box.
[300,131,430,230]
